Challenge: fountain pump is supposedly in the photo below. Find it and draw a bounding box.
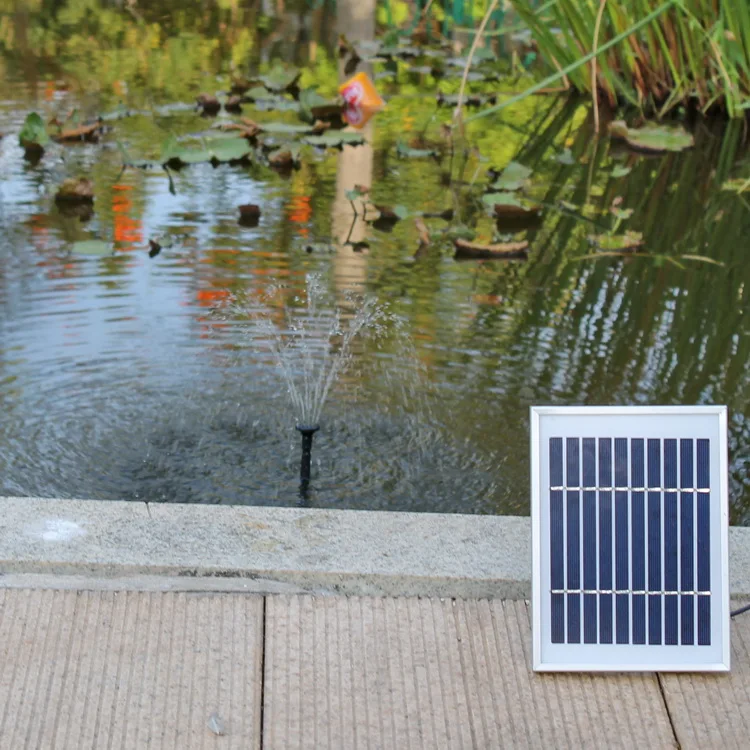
[296,423,320,495]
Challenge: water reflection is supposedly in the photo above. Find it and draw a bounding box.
[1,1,749,520]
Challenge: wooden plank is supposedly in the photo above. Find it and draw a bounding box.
[0,590,263,749]
[263,595,677,749]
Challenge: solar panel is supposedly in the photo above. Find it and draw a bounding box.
[531,406,729,672]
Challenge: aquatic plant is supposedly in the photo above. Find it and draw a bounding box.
[505,0,750,118]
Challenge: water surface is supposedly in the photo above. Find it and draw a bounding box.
[2,1,750,520]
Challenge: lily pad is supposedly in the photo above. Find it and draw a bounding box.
[588,231,644,251]
[299,88,344,123]
[19,112,49,154]
[255,122,316,135]
[304,131,365,148]
[161,136,252,167]
[488,161,532,192]
[482,191,540,218]
[70,240,112,256]
[258,66,301,94]
[396,141,438,159]
[609,121,694,153]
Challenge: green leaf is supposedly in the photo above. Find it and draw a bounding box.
[609,121,694,153]
[304,131,366,148]
[555,149,575,165]
[611,165,632,178]
[445,225,477,242]
[208,137,252,162]
[588,231,644,251]
[482,191,542,219]
[489,161,532,191]
[298,88,341,123]
[19,112,50,148]
[610,207,634,220]
[161,137,251,167]
[393,205,410,219]
[259,65,301,94]
[257,122,316,135]
[70,240,112,256]
[395,141,438,158]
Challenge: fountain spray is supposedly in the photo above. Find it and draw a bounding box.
[231,274,390,499]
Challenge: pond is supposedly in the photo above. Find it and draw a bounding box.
[1,0,750,521]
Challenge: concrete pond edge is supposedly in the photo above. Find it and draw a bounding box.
[1,496,750,599]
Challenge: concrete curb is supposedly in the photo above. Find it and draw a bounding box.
[1,497,749,598]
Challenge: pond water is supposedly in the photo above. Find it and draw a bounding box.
[2,1,750,521]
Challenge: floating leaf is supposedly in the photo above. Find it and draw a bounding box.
[299,88,344,123]
[445,225,477,242]
[304,131,365,148]
[161,136,251,167]
[588,231,644,251]
[254,122,316,135]
[488,161,532,192]
[19,112,49,153]
[611,165,632,178]
[609,121,694,153]
[71,240,112,256]
[258,65,301,94]
[482,191,540,218]
[396,141,438,158]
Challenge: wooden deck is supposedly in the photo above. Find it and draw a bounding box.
[1,588,749,748]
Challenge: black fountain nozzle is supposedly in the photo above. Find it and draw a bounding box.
[296,423,320,500]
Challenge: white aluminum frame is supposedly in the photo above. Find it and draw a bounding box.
[531,405,730,672]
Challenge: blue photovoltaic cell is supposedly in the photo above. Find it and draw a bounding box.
[566,438,581,644]
[550,438,565,644]
[697,439,711,646]
[680,439,695,646]
[647,439,662,646]
[598,438,613,644]
[582,438,597,644]
[614,438,630,644]
[631,439,646,645]
[663,439,679,646]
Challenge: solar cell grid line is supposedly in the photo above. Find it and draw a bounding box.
[549,437,565,644]
[680,439,695,645]
[697,438,711,645]
[582,438,598,644]
[647,439,663,646]
[663,439,679,645]
[566,437,581,644]
[614,438,630,644]
[631,439,647,645]
[598,437,613,644]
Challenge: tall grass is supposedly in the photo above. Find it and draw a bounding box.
[510,0,750,117]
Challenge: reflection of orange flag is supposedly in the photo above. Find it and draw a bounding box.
[339,72,384,110]
[339,73,384,130]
